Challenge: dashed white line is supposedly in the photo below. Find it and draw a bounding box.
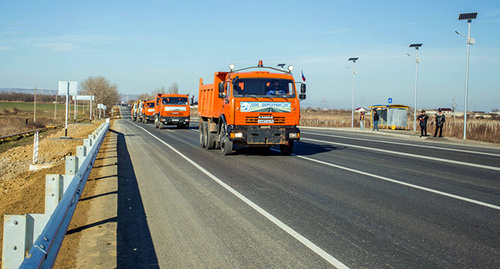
[301,137,500,172]
[301,130,500,157]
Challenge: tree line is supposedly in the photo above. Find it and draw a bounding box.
[0,76,120,117]
[0,92,58,102]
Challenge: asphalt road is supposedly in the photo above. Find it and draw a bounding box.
[115,107,500,268]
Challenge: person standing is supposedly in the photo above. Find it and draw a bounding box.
[417,110,429,137]
[360,112,365,130]
[373,110,379,131]
[434,108,446,137]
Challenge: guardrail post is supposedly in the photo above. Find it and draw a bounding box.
[2,215,28,269]
[45,174,64,215]
[84,138,93,148]
[64,156,78,193]
[77,145,87,168]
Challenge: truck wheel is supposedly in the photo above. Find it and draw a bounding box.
[184,123,190,129]
[200,122,206,148]
[203,122,209,147]
[207,131,215,149]
[279,141,294,156]
[221,136,233,155]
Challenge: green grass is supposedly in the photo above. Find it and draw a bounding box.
[0,101,91,120]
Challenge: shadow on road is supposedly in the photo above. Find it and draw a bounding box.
[229,141,344,156]
[114,129,160,268]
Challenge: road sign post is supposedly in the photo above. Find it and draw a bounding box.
[58,81,77,137]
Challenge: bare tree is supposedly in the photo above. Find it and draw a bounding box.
[80,76,119,118]
[168,82,179,94]
[151,86,166,96]
[137,93,152,100]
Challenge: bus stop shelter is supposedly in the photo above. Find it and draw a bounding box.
[369,104,410,130]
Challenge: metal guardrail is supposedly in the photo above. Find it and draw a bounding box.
[1,120,110,269]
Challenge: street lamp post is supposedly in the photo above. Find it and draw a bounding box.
[409,44,422,132]
[348,57,358,128]
[457,12,477,140]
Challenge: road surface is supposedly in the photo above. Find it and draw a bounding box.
[114,107,500,268]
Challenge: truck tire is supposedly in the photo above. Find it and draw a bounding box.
[279,141,294,156]
[207,131,215,149]
[221,136,233,155]
[200,121,206,148]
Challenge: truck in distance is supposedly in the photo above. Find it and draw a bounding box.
[154,94,190,129]
[198,60,306,155]
[140,100,156,123]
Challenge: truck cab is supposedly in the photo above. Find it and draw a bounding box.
[154,94,190,129]
[141,100,155,123]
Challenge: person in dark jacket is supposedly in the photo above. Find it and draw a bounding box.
[372,110,379,131]
[417,110,429,137]
[360,112,365,130]
[434,108,446,137]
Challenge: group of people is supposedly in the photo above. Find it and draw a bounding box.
[417,109,446,137]
[358,109,446,137]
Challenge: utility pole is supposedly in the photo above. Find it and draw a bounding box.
[54,94,58,120]
[34,85,37,122]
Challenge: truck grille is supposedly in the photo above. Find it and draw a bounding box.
[245,117,285,124]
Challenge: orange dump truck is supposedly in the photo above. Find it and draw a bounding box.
[140,100,155,123]
[198,60,306,155]
[154,93,190,129]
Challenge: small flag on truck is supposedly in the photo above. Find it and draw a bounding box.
[301,69,306,82]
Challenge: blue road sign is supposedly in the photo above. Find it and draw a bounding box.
[388,98,393,104]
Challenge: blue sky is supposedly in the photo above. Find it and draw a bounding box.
[1,0,499,111]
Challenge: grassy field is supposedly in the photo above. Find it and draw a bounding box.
[300,109,500,143]
[0,101,92,136]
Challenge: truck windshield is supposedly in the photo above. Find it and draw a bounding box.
[232,78,295,97]
[162,97,188,105]
[146,103,155,108]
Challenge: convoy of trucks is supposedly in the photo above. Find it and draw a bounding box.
[128,60,305,156]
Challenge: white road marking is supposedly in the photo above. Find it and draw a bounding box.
[268,149,500,211]
[301,137,500,172]
[131,122,349,269]
[301,130,500,157]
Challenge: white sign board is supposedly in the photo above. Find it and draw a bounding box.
[58,81,78,96]
[97,104,103,109]
[73,95,95,101]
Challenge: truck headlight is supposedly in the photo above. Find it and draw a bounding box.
[289,133,299,139]
[231,132,243,139]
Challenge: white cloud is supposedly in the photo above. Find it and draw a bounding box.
[0,46,14,51]
[34,43,78,51]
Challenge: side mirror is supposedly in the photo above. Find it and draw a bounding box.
[219,92,226,98]
[299,93,306,100]
[218,82,225,93]
[300,83,306,93]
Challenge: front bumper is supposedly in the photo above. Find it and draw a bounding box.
[228,125,300,145]
[159,116,190,125]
